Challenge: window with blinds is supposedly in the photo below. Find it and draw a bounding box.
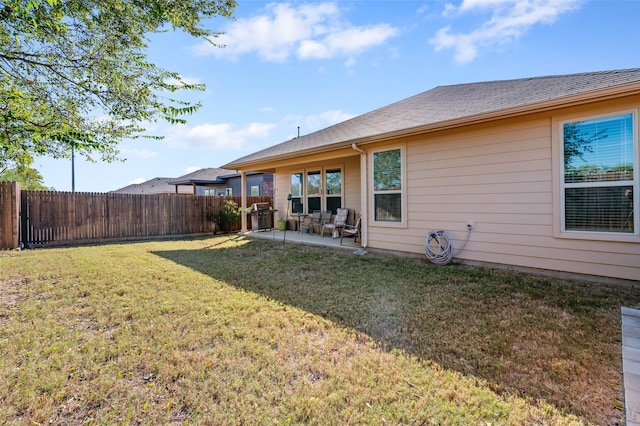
[562,112,636,233]
[372,148,402,222]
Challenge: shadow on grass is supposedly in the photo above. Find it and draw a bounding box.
[153,237,639,425]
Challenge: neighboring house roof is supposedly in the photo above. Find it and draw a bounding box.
[167,168,238,186]
[112,177,189,194]
[223,68,640,169]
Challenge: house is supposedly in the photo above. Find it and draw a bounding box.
[222,69,640,283]
[215,171,274,197]
[112,177,192,195]
[168,168,273,196]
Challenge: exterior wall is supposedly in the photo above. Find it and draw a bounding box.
[194,174,274,197]
[365,96,640,282]
[273,154,361,223]
[224,174,273,196]
[247,173,273,196]
[226,177,241,196]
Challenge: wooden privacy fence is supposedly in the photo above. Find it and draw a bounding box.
[0,181,272,248]
[0,181,20,249]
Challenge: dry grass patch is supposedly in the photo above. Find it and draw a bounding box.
[0,236,637,425]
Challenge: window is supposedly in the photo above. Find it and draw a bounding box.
[225,188,233,196]
[561,112,637,234]
[306,170,321,212]
[372,147,403,223]
[291,168,343,214]
[325,168,342,213]
[251,185,260,196]
[290,173,304,213]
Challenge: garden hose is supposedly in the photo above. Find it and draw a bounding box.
[424,228,472,266]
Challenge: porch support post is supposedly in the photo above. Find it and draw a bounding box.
[352,143,368,248]
[240,171,248,232]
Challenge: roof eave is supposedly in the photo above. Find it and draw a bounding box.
[168,179,226,186]
[384,81,640,140]
[224,82,640,170]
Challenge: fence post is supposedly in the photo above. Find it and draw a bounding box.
[0,181,21,249]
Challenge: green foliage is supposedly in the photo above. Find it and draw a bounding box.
[207,199,242,233]
[563,122,608,169]
[0,166,48,190]
[0,0,236,170]
[373,148,401,190]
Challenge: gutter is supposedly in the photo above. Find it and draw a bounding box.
[351,143,365,155]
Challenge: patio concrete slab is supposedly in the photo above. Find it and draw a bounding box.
[242,228,362,250]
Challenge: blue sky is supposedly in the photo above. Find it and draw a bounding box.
[35,0,640,192]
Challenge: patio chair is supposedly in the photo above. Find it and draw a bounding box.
[320,208,349,238]
[340,213,361,245]
[301,210,321,234]
[314,211,332,235]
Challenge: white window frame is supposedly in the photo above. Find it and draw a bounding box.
[554,109,639,241]
[290,166,344,214]
[324,166,344,214]
[289,171,304,214]
[370,144,407,227]
[305,169,323,213]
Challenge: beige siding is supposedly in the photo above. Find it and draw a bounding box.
[244,96,639,282]
[343,156,362,216]
[365,101,640,282]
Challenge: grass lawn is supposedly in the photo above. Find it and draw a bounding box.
[0,235,638,425]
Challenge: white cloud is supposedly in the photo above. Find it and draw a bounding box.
[163,122,277,151]
[430,0,581,63]
[192,2,398,62]
[297,24,398,60]
[184,166,202,174]
[284,109,355,134]
[317,109,356,125]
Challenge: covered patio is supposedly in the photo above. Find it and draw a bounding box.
[242,228,363,251]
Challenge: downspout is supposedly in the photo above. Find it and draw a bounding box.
[240,171,248,233]
[351,143,368,248]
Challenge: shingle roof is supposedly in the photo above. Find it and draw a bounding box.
[112,177,189,194]
[167,168,237,185]
[223,68,640,169]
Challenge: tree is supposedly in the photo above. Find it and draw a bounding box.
[562,122,607,168]
[0,0,236,171]
[563,122,609,183]
[0,166,48,190]
[373,149,401,190]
